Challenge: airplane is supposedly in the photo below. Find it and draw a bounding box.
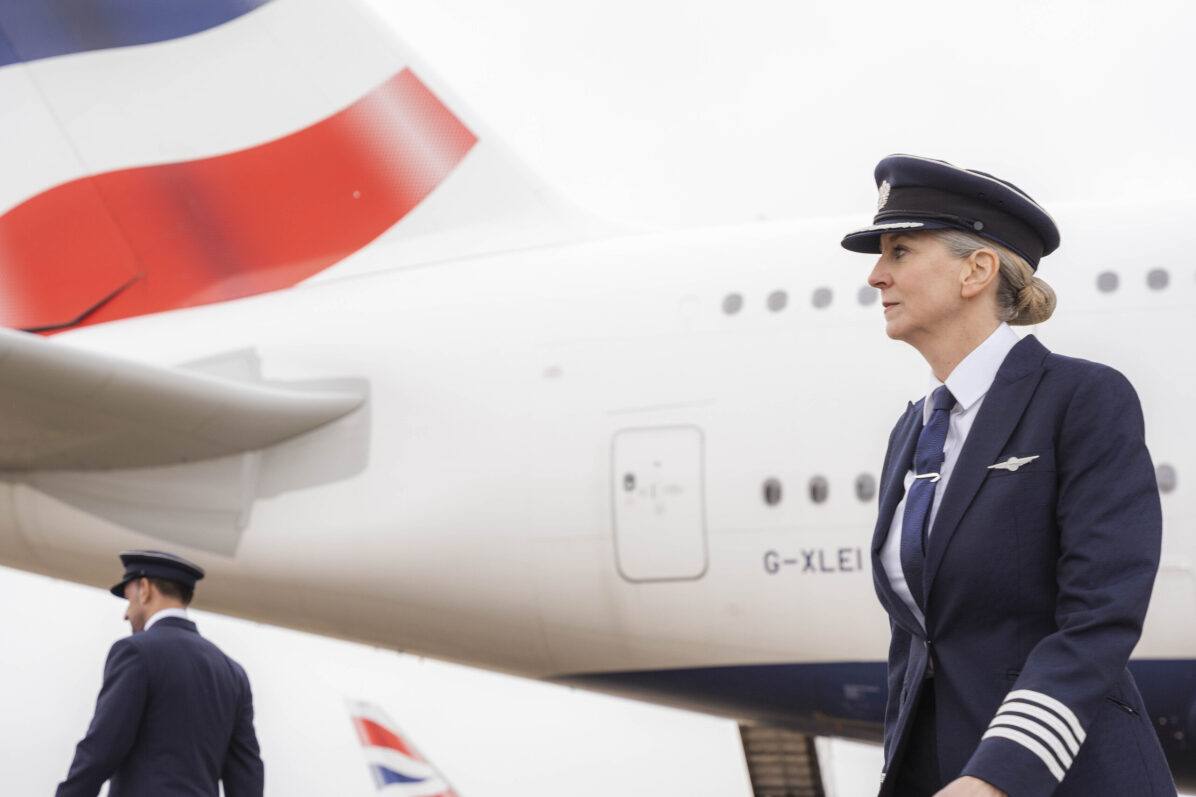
[0,1,1193,795]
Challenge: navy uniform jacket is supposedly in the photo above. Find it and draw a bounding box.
[874,336,1174,796]
[57,616,264,797]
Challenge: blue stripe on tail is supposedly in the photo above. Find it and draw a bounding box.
[0,0,274,67]
[371,763,426,787]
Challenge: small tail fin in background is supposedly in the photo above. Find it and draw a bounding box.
[348,700,462,796]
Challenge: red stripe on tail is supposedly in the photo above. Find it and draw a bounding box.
[352,716,426,761]
[0,68,476,332]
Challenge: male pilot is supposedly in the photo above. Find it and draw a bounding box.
[57,550,264,797]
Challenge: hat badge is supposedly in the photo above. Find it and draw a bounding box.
[877,180,891,211]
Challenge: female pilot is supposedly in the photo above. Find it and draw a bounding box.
[840,155,1174,797]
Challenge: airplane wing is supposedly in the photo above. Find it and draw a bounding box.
[0,327,363,471]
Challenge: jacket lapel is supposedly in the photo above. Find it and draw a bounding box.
[872,401,925,635]
[922,336,1050,601]
[873,402,921,557]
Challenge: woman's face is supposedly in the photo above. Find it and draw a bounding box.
[868,231,969,347]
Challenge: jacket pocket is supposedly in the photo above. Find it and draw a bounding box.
[1105,695,1138,715]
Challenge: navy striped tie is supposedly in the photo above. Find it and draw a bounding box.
[901,385,956,612]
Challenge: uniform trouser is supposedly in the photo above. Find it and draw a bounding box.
[893,679,944,796]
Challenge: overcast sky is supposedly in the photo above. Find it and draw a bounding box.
[4,0,1196,795]
[363,0,1196,228]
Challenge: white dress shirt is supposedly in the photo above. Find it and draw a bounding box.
[881,323,1021,628]
[144,607,190,632]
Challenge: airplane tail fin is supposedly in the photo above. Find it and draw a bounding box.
[348,700,461,796]
[0,0,620,333]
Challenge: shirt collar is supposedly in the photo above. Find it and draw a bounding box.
[923,323,1020,423]
[144,607,190,632]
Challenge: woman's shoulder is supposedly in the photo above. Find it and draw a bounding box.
[1033,345,1144,414]
[1041,349,1133,388]
[1012,335,1134,389]
[1043,349,1122,378]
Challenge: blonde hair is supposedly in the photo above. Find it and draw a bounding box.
[932,229,1056,326]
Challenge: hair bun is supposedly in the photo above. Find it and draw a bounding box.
[1014,277,1057,326]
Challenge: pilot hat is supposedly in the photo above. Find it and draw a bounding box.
[840,154,1060,269]
[110,549,205,597]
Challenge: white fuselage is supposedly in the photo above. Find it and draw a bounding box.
[1,201,1193,727]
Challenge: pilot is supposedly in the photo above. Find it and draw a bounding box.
[842,155,1175,796]
[56,550,264,797]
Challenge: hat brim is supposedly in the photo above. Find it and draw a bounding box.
[110,574,137,598]
[840,219,955,254]
[111,550,205,599]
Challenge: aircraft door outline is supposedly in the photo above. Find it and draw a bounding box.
[610,425,708,582]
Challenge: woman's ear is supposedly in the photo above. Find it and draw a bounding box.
[960,248,1000,299]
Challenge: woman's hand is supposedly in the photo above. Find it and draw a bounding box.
[933,775,1008,796]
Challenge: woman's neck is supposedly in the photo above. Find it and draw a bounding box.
[915,318,1002,383]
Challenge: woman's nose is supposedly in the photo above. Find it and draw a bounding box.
[868,258,889,288]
